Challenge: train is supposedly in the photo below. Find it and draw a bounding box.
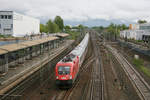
[55,33,89,86]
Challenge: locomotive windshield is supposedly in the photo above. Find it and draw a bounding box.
[58,66,70,75]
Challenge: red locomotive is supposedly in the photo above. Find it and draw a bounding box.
[55,33,89,86]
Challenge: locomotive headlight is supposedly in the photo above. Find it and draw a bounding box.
[69,75,72,79]
[56,76,58,79]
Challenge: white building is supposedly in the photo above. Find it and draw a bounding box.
[121,23,150,40]
[120,30,148,40]
[0,11,40,37]
[139,23,150,30]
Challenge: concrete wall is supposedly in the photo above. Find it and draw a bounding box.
[13,12,40,37]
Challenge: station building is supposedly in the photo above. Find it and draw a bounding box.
[0,11,40,37]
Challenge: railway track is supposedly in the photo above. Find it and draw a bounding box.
[89,32,105,100]
[54,39,95,100]
[106,44,150,100]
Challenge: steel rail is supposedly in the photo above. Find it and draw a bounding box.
[107,45,150,100]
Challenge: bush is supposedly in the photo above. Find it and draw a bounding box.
[133,58,143,68]
[133,58,150,77]
[141,67,150,77]
[67,31,80,40]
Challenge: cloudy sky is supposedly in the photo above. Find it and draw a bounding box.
[0,0,150,26]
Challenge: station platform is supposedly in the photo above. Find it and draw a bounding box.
[0,40,74,94]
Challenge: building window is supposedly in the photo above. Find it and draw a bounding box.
[4,28,11,32]
[11,24,13,29]
[1,15,4,19]
[4,15,7,19]
[8,15,12,19]
[0,24,1,29]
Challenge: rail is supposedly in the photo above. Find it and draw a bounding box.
[90,32,104,100]
[106,44,150,100]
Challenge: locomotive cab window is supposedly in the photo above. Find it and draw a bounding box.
[58,66,70,75]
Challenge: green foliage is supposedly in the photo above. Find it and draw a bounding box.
[40,24,47,33]
[138,20,147,24]
[135,40,143,43]
[133,58,144,68]
[92,26,104,33]
[0,34,13,38]
[141,67,150,77]
[64,25,81,40]
[53,22,60,33]
[54,16,64,31]
[40,16,64,34]
[64,25,71,33]
[78,24,84,31]
[46,19,54,33]
[133,58,150,77]
[103,23,128,40]
[68,31,80,40]
[121,24,128,30]
[107,23,116,35]
[46,20,60,33]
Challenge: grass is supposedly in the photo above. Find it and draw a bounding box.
[133,58,150,77]
[133,58,143,68]
[141,67,150,77]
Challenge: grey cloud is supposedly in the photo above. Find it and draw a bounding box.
[0,0,150,22]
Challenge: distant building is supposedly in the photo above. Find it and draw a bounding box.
[120,30,150,40]
[139,23,150,30]
[121,23,150,40]
[129,24,139,30]
[0,11,40,37]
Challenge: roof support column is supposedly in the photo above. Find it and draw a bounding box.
[4,54,8,73]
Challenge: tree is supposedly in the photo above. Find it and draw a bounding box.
[138,20,147,24]
[53,22,60,33]
[121,24,128,30]
[78,24,84,32]
[54,16,64,31]
[64,25,71,33]
[46,20,60,33]
[46,19,54,33]
[92,26,104,32]
[40,24,47,33]
[106,23,121,40]
[107,23,115,34]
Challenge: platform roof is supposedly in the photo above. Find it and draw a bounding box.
[0,49,8,55]
[20,40,41,47]
[35,36,58,44]
[56,33,69,37]
[0,36,58,55]
[0,43,27,53]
